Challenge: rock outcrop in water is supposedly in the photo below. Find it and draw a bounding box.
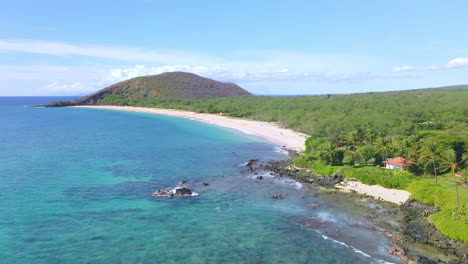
[260,160,343,187]
[152,186,198,197]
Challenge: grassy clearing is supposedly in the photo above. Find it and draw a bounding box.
[293,159,413,190]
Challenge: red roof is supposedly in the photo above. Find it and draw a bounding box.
[383,157,413,166]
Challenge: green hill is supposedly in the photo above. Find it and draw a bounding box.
[73,72,251,105]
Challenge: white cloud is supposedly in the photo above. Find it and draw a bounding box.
[0,65,106,95]
[0,39,435,95]
[0,39,386,73]
[0,39,219,65]
[392,66,415,72]
[392,57,468,72]
[108,65,409,84]
[0,62,416,96]
[437,57,468,69]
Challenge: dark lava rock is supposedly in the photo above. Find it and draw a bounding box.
[241,159,261,174]
[272,194,284,200]
[175,187,192,196]
[261,160,343,188]
[400,199,468,262]
[246,159,259,168]
[153,186,198,197]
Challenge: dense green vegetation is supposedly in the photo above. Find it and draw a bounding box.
[82,87,468,241]
[408,179,467,242]
[97,89,467,140]
[47,100,73,107]
[293,159,414,189]
[98,89,467,176]
[97,89,467,177]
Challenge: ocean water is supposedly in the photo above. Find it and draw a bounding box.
[0,97,402,264]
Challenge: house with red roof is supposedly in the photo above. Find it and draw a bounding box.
[382,157,413,171]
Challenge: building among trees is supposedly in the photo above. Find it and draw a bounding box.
[383,157,413,171]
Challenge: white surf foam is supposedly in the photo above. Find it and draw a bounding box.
[316,212,338,223]
[247,171,303,189]
[274,146,289,155]
[318,231,395,264]
[238,162,249,167]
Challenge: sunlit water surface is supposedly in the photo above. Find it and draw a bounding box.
[0,97,401,263]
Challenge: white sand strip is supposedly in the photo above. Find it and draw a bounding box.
[335,179,411,205]
[72,105,411,204]
[72,105,307,152]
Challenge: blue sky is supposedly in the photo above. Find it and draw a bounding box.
[1,0,468,95]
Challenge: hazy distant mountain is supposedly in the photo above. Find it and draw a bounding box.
[404,84,468,92]
[74,72,251,105]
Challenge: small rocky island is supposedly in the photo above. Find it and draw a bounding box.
[152,186,198,197]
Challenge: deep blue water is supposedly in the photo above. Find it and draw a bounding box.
[0,97,401,263]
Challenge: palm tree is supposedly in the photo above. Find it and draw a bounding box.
[401,139,412,159]
[375,137,390,164]
[365,128,377,145]
[321,142,336,165]
[352,128,365,146]
[409,140,422,163]
[439,149,461,211]
[390,137,406,157]
[343,150,356,165]
[357,145,376,165]
[421,142,440,184]
[463,153,468,183]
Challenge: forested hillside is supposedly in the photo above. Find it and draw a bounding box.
[73,72,251,105]
[98,88,467,140]
[66,86,468,241]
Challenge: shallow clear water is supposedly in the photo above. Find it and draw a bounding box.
[0,97,401,263]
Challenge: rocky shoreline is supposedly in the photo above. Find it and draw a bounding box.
[245,158,467,264]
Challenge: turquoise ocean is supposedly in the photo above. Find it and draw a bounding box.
[0,97,401,263]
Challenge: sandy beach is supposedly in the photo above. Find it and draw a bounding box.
[335,179,411,205]
[73,105,308,152]
[74,105,411,205]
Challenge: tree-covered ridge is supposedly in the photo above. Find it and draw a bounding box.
[97,88,467,140]
[47,100,73,107]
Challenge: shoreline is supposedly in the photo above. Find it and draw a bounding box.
[260,161,467,263]
[71,104,465,263]
[72,105,307,152]
[264,162,411,205]
[73,105,410,205]
[335,178,411,205]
